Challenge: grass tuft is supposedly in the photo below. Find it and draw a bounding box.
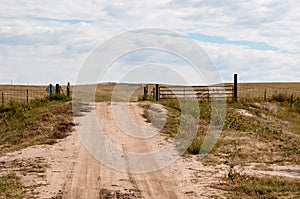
[0,173,26,199]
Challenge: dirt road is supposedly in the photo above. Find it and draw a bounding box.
[64,102,180,198]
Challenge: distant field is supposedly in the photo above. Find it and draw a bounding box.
[1,82,300,104]
[72,83,144,102]
[0,85,46,91]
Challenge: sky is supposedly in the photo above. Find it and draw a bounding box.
[0,0,299,85]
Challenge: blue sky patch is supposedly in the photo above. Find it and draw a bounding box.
[188,33,279,51]
[1,16,93,24]
[29,16,93,24]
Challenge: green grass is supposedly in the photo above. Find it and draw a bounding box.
[0,95,74,156]
[0,173,26,199]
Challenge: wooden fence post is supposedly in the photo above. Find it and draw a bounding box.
[264,88,267,101]
[143,86,148,98]
[56,84,60,94]
[67,82,70,97]
[26,89,29,103]
[290,94,294,109]
[233,74,238,102]
[1,92,4,106]
[49,84,53,95]
[155,84,160,101]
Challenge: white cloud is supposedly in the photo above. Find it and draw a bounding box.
[0,0,299,84]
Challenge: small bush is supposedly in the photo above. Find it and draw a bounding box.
[48,93,71,102]
[294,98,300,113]
[271,93,290,102]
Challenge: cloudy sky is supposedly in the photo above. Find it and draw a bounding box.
[0,0,299,85]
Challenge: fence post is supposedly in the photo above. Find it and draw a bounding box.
[155,84,160,101]
[56,84,60,94]
[49,84,53,95]
[290,94,294,109]
[26,89,29,103]
[67,82,70,97]
[264,88,267,101]
[143,85,148,98]
[1,92,4,106]
[233,74,238,102]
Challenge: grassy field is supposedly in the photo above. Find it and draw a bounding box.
[237,82,300,100]
[1,82,299,103]
[72,83,145,102]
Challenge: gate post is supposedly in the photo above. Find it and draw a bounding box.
[67,82,70,97]
[155,84,160,101]
[233,74,238,102]
[56,84,60,94]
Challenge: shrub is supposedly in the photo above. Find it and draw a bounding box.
[48,93,71,102]
[271,93,289,102]
[294,98,300,113]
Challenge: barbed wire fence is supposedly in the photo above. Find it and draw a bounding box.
[238,83,300,102]
[0,89,47,106]
[0,83,71,106]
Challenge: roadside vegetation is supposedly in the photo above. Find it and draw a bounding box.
[0,173,25,199]
[143,93,300,198]
[0,94,73,198]
[0,94,73,156]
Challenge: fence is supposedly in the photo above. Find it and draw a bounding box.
[144,74,300,103]
[0,83,71,106]
[158,85,234,101]
[0,89,47,106]
[238,83,300,101]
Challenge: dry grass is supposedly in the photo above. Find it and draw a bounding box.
[0,98,74,156]
[72,83,145,102]
[236,82,300,101]
[148,98,300,197]
[215,172,300,198]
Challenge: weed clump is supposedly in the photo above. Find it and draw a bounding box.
[271,93,290,102]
